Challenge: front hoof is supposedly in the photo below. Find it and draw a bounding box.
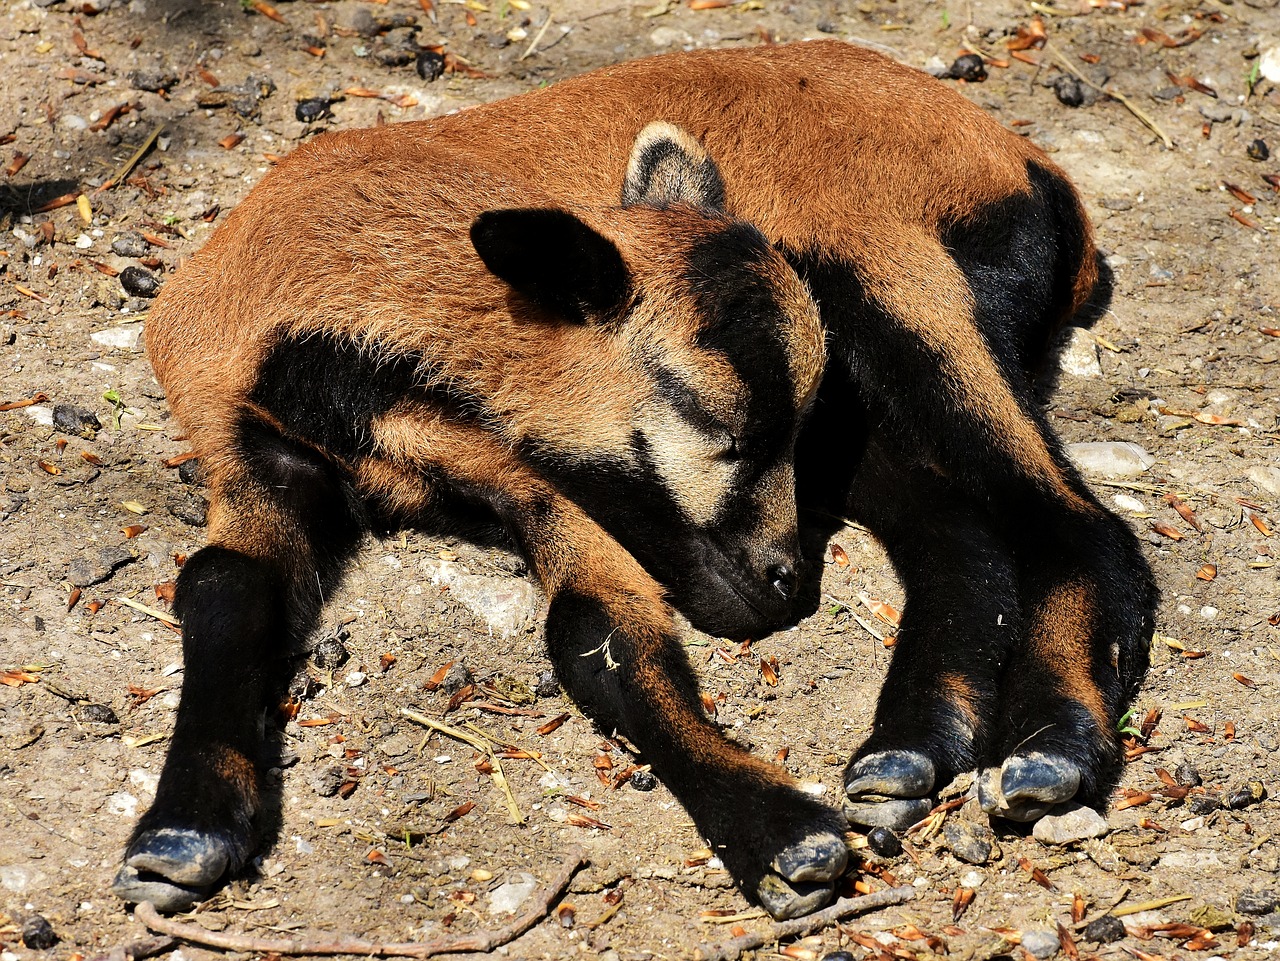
[756,873,834,920]
[978,752,1082,822]
[113,828,232,911]
[772,830,849,884]
[843,750,936,830]
[112,863,213,913]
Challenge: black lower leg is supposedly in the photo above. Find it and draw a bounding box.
[840,445,1020,828]
[114,547,284,910]
[546,589,849,920]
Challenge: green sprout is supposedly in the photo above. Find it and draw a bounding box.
[103,388,126,431]
[1116,707,1142,738]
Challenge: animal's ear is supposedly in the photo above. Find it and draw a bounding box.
[470,208,631,323]
[622,121,726,212]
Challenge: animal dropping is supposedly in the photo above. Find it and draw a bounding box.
[114,42,1154,923]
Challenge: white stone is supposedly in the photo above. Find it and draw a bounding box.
[75,233,94,249]
[1057,327,1102,378]
[24,405,53,427]
[129,769,159,795]
[105,791,138,818]
[1247,464,1280,496]
[960,870,985,888]
[487,871,539,914]
[421,559,538,638]
[1032,803,1109,845]
[1067,441,1155,478]
[1260,44,1280,83]
[91,324,142,350]
[1112,493,1147,514]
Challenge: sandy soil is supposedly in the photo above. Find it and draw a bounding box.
[1,0,1279,958]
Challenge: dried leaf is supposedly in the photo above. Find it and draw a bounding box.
[1184,716,1210,733]
[760,654,779,687]
[1230,210,1265,233]
[121,524,147,539]
[1150,521,1184,541]
[0,670,41,687]
[1232,672,1257,689]
[422,660,454,691]
[444,801,475,822]
[1195,563,1217,581]
[249,0,287,23]
[1222,182,1258,204]
[1164,494,1203,531]
[831,542,850,567]
[535,712,569,736]
[1248,512,1273,537]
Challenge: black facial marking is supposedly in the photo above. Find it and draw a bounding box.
[685,225,798,456]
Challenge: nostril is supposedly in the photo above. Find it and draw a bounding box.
[768,563,797,600]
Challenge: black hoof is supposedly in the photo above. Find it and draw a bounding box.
[843,749,936,830]
[752,828,848,920]
[978,752,1082,822]
[113,828,232,912]
[756,873,836,920]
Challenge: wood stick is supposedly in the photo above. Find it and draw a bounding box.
[693,885,916,961]
[133,846,587,958]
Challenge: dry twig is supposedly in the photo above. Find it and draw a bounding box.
[134,846,587,958]
[1044,42,1173,148]
[85,935,176,961]
[693,885,916,961]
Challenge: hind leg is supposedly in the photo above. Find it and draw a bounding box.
[798,238,1153,827]
[838,439,1020,830]
[113,420,363,910]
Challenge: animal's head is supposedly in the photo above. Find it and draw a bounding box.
[470,123,826,639]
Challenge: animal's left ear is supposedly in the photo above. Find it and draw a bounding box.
[470,208,631,323]
[622,121,726,212]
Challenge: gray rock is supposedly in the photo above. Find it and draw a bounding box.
[1066,441,1155,478]
[311,629,350,669]
[533,670,560,699]
[53,404,101,439]
[943,820,995,864]
[68,546,135,587]
[310,765,346,797]
[1032,803,1109,845]
[1021,929,1060,958]
[1238,890,1280,915]
[111,231,150,258]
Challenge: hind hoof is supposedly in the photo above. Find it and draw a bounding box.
[978,752,1082,822]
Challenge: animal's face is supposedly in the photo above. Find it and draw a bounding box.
[471,133,825,637]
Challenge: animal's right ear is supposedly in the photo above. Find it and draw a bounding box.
[622,121,726,212]
[470,208,631,323]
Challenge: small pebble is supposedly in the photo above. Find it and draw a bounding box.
[295,98,331,123]
[821,954,856,961]
[439,660,474,695]
[289,672,320,700]
[312,631,350,669]
[68,546,135,587]
[1082,914,1126,943]
[629,769,658,792]
[416,50,446,82]
[167,491,209,527]
[76,703,120,725]
[534,670,561,699]
[111,231,150,258]
[959,869,985,888]
[944,54,987,82]
[1021,929,1060,959]
[1032,803,1109,845]
[1053,75,1085,107]
[943,820,994,864]
[127,69,179,93]
[1174,761,1201,787]
[866,825,902,858]
[1186,793,1222,816]
[1226,781,1266,810]
[53,403,101,439]
[1247,139,1270,161]
[21,915,58,950]
[310,765,346,797]
[119,266,161,298]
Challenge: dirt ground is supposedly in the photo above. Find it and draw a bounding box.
[1,0,1279,958]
